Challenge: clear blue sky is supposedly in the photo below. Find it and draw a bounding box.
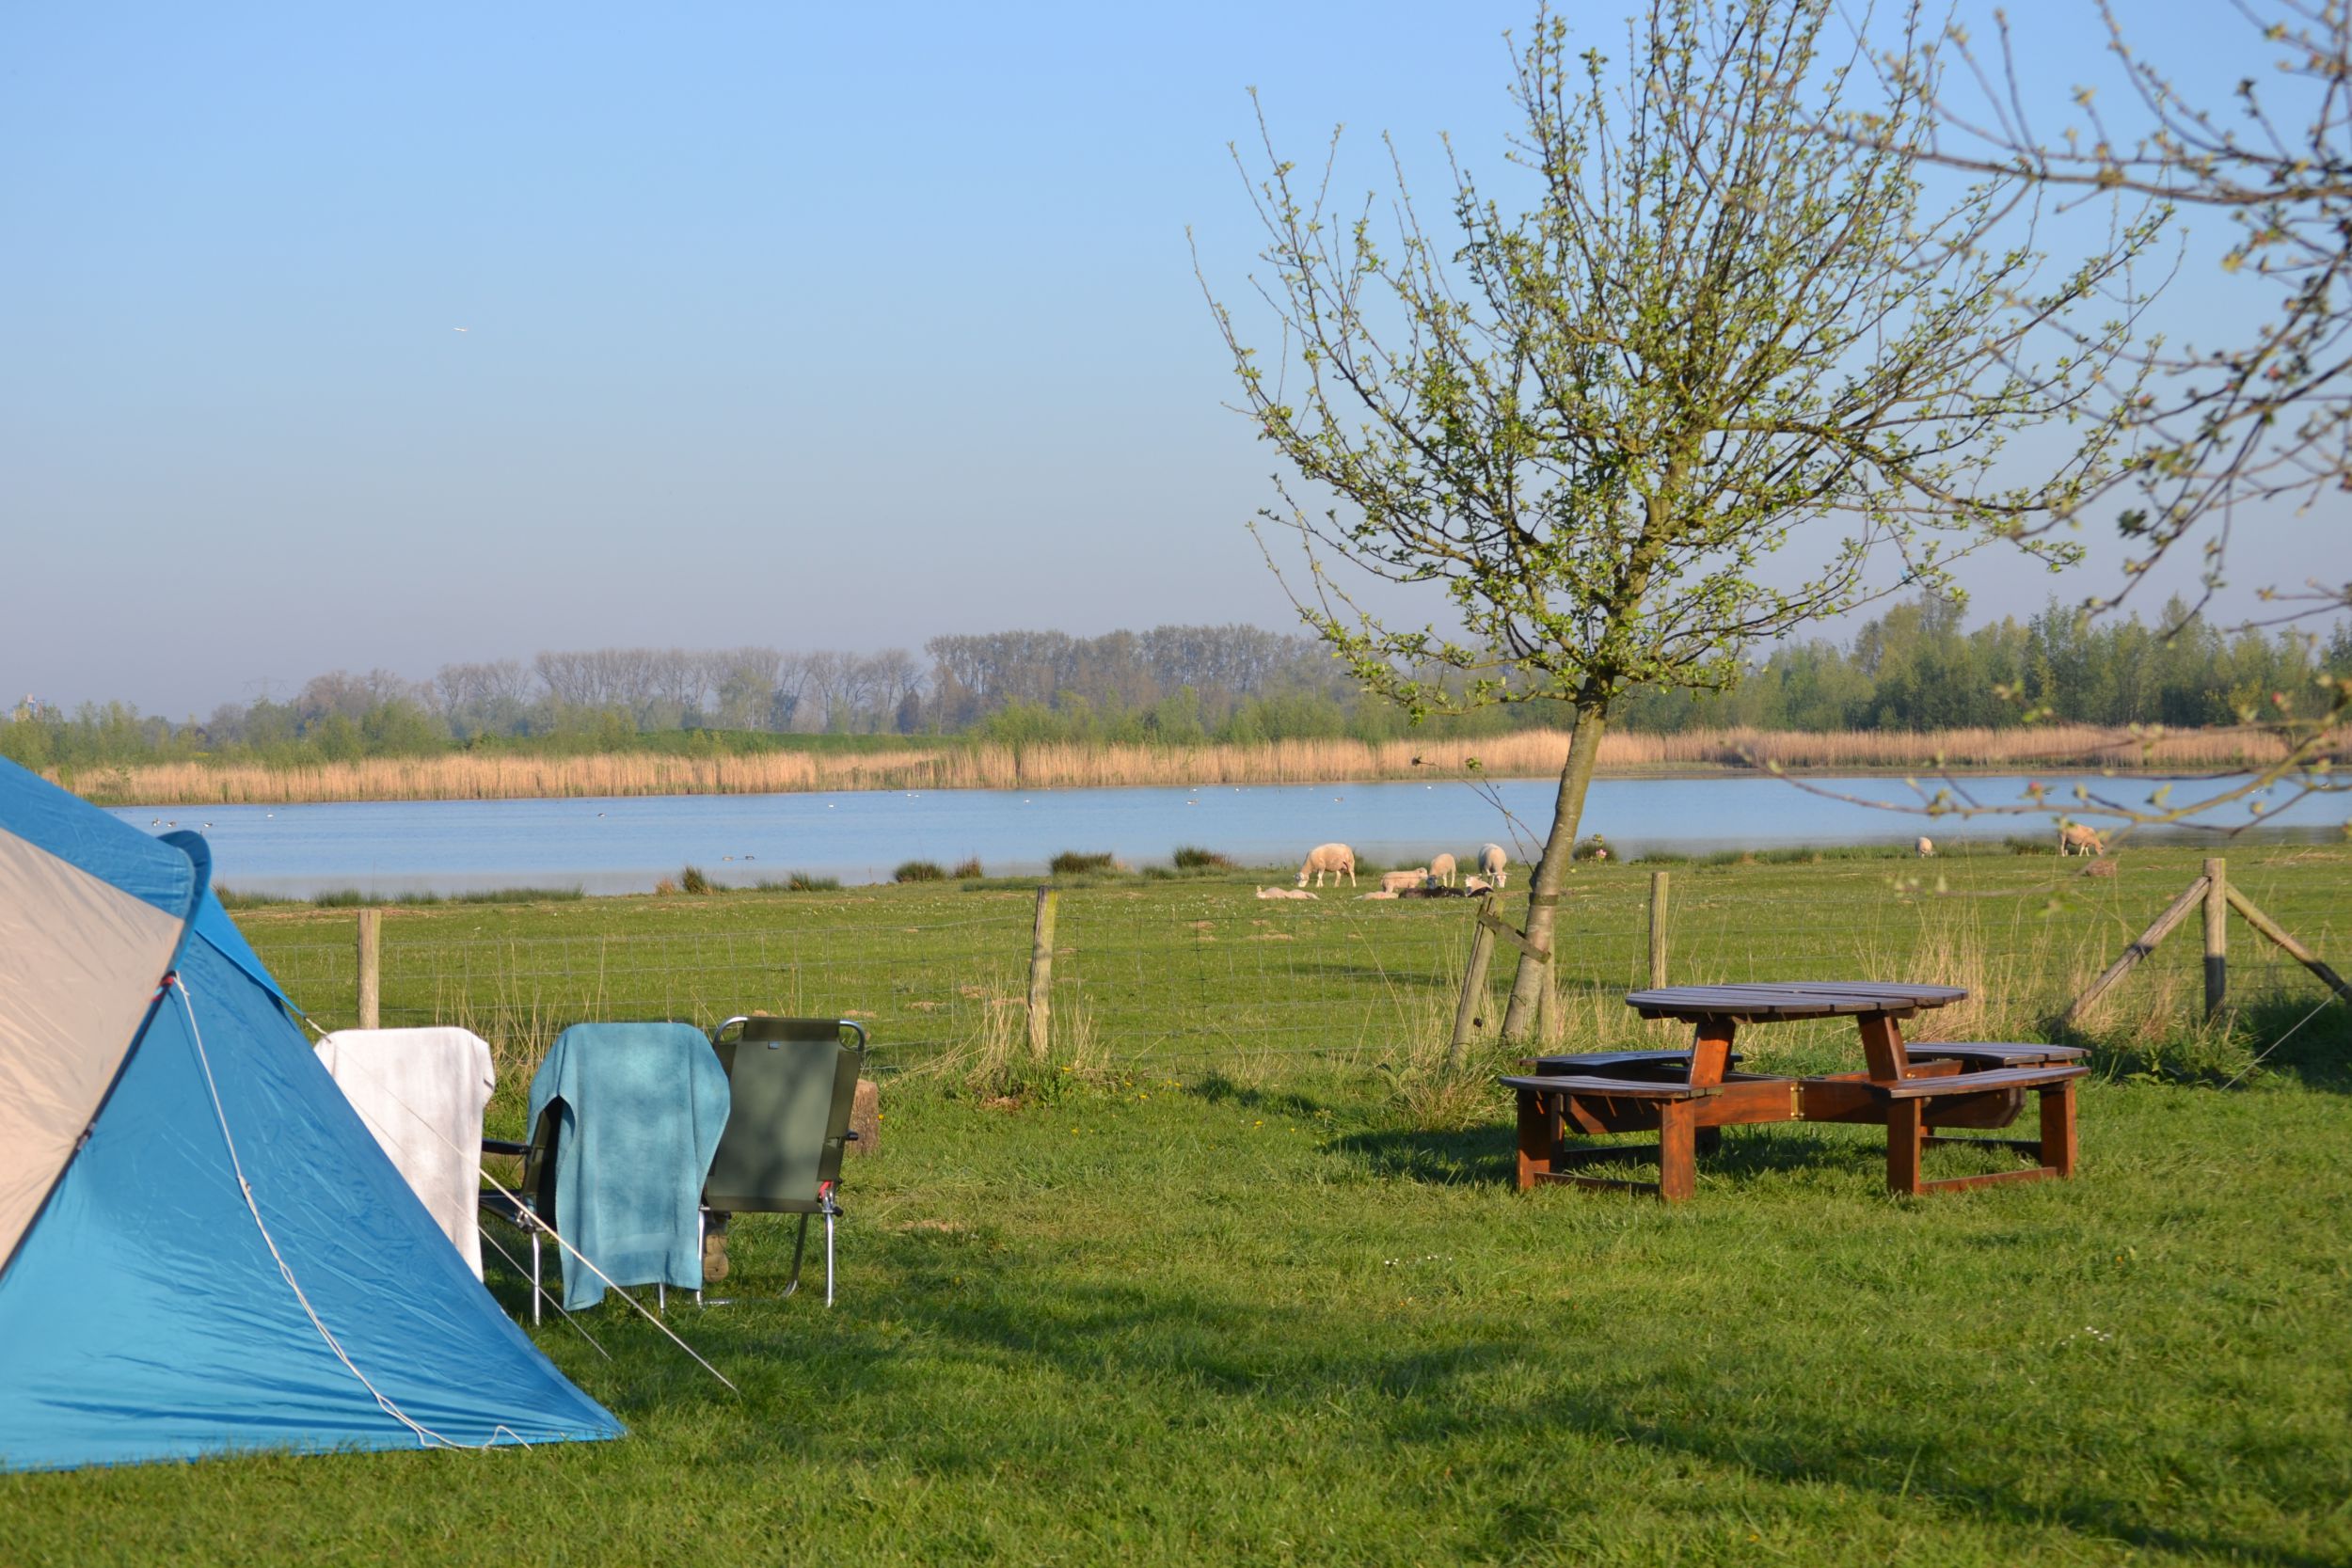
[2,2,2334,717]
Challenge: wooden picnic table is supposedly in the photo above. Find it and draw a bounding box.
[1504,980,2087,1201]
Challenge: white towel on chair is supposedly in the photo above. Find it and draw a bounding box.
[314,1027,497,1278]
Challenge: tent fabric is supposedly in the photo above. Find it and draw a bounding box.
[528,1023,728,1311]
[315,1028,497,1278]
[0,781,198,1265]
[0,760,621,1472]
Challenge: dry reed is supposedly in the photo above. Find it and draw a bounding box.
[70,723,2343,806]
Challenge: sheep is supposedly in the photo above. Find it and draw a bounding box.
[1378,867,1429,895]
[1427,851,1457,887]
[1296,843,1357,888]
[1477,843,1508,888]
[1460,875,1493,895]
[1915,836,1935,857]
[2058,823,2106,857]
[1256,885,1319,900]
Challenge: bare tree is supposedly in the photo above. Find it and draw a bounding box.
[1863,1,2351,627]
[1200,0,2151,1044]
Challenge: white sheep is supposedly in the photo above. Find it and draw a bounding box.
[1426,851,1456,887]
[1915,836,1935,858]
[2058,823,2105,857]
[1378,867,1429,895]
[1460,875,1492,894]
[1296,843,1358,888]
[1256,885,1319,900]
[1477,843,1508,888]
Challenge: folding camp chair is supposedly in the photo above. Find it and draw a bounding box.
[701,1017,867,1307]
[481,1101,562,1324]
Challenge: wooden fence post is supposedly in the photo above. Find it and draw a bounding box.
[1025,885,1059,1061]
[2224,884,2352,1007]
[2065,872,2212,1024]
[2202,857,2229,1022]
[1448,893,1501,1070]
[1648,871,1670,989]
[356,908,381,1030]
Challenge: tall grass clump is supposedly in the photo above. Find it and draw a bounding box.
[1049,850,1117,876]
[679,864,712,895]
[1171,845,1233,870]
[759,871,839,892]
[894,860,947,883]
[951,856,984,879]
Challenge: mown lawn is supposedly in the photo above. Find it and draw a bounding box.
[7,846,2348,1565]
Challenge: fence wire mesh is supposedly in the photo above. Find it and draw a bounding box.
[238,848,2349,1095]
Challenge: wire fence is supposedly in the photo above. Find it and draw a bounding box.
[242,850,2350,1093]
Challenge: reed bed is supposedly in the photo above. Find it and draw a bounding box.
[72,723,2343,805]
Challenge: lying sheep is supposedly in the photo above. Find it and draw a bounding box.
[2058,823,2106,857]
[1256,885,1319,900]
[1915,836,1935,858]
[1427,852,1457,887]
[1296,842,1358,888]
[1460,875,1493,895]
[1477,843,1508,888]
[1379,867,1429,895]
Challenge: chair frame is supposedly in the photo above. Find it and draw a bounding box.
[699,1016,866,1307]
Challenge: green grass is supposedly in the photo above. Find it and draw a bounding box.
[8,845,2349,1564]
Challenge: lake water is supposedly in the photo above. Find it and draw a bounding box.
[105,771,2351,899]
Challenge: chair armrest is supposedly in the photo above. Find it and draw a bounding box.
[482,1137,531,1158]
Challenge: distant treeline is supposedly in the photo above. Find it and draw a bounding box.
[6,599,2347,776]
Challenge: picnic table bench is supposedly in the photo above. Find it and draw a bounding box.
[1507,983,2087,1201]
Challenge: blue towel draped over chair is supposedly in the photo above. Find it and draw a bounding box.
[527,1022,729,1310]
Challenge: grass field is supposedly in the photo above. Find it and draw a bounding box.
[6,845,2349,1564]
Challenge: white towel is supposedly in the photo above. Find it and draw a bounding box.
[314,1027,496,1279]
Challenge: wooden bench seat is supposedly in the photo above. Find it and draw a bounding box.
[1907,1042,2089,1069]
[1499,1073,1717,1101]
[1867,1065,2086,1196]
[1865,1063,2089,1100]
[1519,1049,1742,1078]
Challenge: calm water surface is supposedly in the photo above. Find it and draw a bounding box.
[105,772,2350,899]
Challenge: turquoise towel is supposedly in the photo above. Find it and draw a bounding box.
[527,1022,729,1311]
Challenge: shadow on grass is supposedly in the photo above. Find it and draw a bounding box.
[1186,1071,1330,1119]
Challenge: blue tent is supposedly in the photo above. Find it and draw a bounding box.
[0,757,621,1470]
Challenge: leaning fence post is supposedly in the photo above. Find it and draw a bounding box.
[1648,870,1670,989]
[2203,857,2229,1021]
[356,908,381,1030]
[1449,893,1501,1070]
[1025,885,1059,1061]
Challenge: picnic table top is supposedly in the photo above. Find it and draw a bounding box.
[1624,982,1967,1022]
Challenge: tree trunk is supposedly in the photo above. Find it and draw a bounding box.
[1498,702,1608,1044]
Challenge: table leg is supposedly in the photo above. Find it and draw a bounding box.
[1886,1099,1925,1195]
[1516,1087,1559,1192]
[1659,1101,1697,1202]
[2039,1083,2079,1178]
[1688,1016,1737,1087]
[1857,1012,1914,1083]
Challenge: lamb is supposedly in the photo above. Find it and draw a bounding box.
[1427,852,1457,887]
[2058,823,2106,857]
[1256,885,1319,900]
[1477,843,1508,888]
[1460,875,1492,894]
[1295,843,1358,887]
[1915,836,1935,858]
[1378,868,1429,895]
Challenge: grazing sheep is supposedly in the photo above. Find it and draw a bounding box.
[1915,836,1935,857]
[2058,823,2106,857]
[1296,843,1358,888]
[1477,843,1508,888]
[1428,851,1457,887]
[1379,867,1430,895]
